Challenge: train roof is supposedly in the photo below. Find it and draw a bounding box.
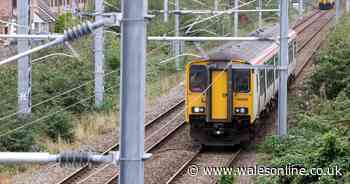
[205,24,296,64]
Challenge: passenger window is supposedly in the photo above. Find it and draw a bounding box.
[233,69,250,93]
[189,65,208,92]
[260,70,265,95]
[289,44,293,64]
[267,69,274,87]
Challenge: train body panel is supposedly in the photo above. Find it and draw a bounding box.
[211,70,229,121]
[185,24,297,146]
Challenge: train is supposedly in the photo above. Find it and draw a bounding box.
[319,0,335,10]
[185,25,297,146]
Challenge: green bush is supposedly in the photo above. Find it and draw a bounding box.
[55,13,81,33]
[257,15,350,184]
[309,16,350,99]
[43,109,75,143]
[220,175,235,184]
[0,129,36,152]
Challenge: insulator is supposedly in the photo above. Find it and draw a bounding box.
[59,151,92,167]
[63,22,93,42]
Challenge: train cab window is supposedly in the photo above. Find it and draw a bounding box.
[233,69,250,93]
[189,65,208,92]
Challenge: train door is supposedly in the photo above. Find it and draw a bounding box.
[210,70,229,120]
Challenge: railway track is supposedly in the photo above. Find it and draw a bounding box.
[56,100,185,184]
[293,9,323,31]
[165,148,241,184]
[295,11,335,76]
[57,9,336,184]
[104,120,188,184]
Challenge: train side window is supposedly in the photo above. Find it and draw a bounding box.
[233,69,250,93]
[189,65,208,92]
[289,44,293,64]
[276,52,280,65]
[267,58,274,87]
[259,70,265,95]
[267,69,274,87]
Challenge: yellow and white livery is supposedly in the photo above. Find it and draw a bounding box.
[185,25,297,146]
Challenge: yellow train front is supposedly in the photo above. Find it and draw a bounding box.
[319,0,335,10]
[185,25,297,146]
[185,60,254,146]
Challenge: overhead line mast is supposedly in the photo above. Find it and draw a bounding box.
[277,0,289,136]
[94,0,105,107]
[17,0,32,119]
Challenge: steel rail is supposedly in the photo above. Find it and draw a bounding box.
[292,9,322,29]
[104,120,187,184]
[297,13,334,53]
[295,12,335,76]
[165,149,242,184]
[56,100,185,184]
[165,148,202,184]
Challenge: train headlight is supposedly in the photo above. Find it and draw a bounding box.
[235,107,248,114]
[192,107,205,113]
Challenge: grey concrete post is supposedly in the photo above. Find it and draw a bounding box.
[258,0,262,28]
[164,0,169,22]
[234,0,239,36]
[119,0,147,183]
[175,0,181,71]
[17,0,32,119]
[94,0,105,108]
[299,0,304,18]
[336,0,340,22]
[277,0,288,136]
[214,0,219,11]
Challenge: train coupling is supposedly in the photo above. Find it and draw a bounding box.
[213,124,226,136]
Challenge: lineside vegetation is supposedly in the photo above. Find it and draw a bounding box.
[255,15,350,184]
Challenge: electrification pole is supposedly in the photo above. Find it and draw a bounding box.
[94,0,105,108]
[214,0,219,11]
[164,0,169,22]
[299,0,303,18]
[175,0,181,71]
[336,0,340,22]
[277,0,288,136]
[17,0,32,119]
[119,0,147,183]
[258,0,262,28]
[234,0,239,36]
[347,0,350,12]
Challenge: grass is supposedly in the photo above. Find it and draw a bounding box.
[0,164,41,184]
[44,110,119,153]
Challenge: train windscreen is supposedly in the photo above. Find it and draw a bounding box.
[233,69,250,93]
[189,65,207,92]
